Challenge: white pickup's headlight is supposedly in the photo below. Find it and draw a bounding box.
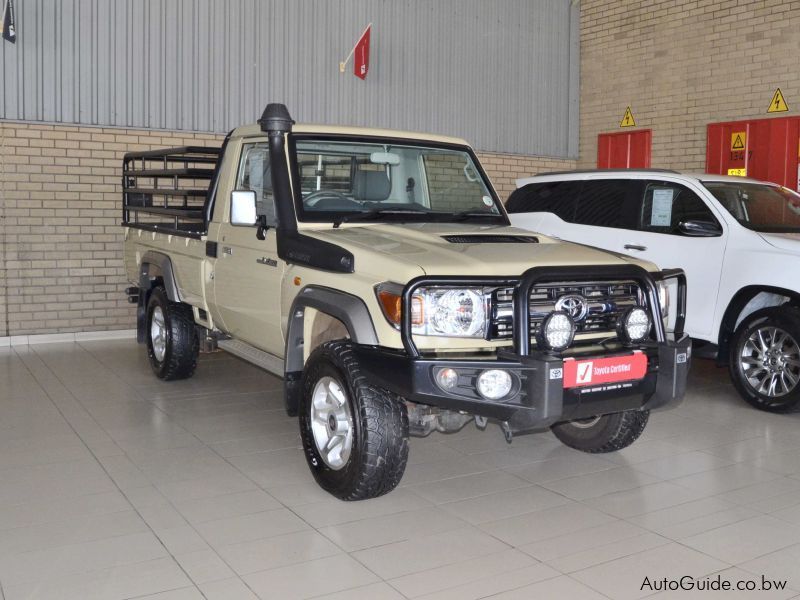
[420,288,486,337]
[656,280,670,318]
[375,284,488,338]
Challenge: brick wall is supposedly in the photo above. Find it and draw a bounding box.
[579,0,800,170]
[0,121,574,336]
[0,122,222,337]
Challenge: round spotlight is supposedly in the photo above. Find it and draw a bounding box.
[618,306,652,344]
[538,311,576,352]
[434,367,459,391]
[476,369,513,400]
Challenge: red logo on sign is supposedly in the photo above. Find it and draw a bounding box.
[563,352,648,388]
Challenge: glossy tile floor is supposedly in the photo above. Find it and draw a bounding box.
[2,340,800,600]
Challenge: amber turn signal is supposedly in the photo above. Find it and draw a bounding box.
[376,288,423,327]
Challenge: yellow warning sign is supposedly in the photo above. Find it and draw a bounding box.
[731,132,746,151]
[728,168,747,177]
[620,107,636,128]
[768,88,789,113]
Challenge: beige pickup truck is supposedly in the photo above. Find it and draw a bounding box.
[123,104,690,500]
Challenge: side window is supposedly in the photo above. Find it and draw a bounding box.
[574,179,644,229]
[505,181,580,222]
[235,142,277,226]
[639,181,719,234]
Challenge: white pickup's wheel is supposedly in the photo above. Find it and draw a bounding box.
[730,306,800,412]
[145,286,199,381]
[150,306,167,363]
[299,341,409,500]
[309,376,354,470]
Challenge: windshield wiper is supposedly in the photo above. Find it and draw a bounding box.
[332,208,429,228]
[442,210,504,222]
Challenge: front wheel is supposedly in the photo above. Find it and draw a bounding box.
[299,341,409,500]
[729,306,800,412]
[551,410,649,453]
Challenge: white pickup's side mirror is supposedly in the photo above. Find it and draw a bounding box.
[231,190,257,226]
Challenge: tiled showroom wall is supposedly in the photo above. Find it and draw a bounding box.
[0,121,575,337]
[579,0,800,169]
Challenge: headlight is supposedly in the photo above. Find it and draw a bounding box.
[617,306,652,344]
[656,280,669,318]
[537,311,576,352]
[375,284,487,338]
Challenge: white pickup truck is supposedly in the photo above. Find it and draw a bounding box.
[121,107,689,500]
[509,170,800,412]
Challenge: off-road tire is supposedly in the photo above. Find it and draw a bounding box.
[145,286,199,381]
[299,340,409,500]
[551,410,649,453]
[729,306,800,413]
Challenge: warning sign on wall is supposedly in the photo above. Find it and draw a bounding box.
[730,132,746,151]
[768,88,789,113]
[620,107,636,128]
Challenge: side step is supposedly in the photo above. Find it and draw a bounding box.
[217,339,284,378]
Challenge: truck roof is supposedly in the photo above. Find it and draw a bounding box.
[233,123,471,147]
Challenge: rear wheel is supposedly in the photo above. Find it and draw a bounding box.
[145,286,199,381]
[729,306,800,412]
[551,410,649,453]
[299,341,409,500]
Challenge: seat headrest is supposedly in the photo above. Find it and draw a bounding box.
[352,171,391,201]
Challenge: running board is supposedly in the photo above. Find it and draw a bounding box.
[217,339,284,377]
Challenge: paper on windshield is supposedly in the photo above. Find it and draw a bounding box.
[650,188,674,226]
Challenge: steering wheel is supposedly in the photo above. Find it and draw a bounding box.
[303,190,356,208]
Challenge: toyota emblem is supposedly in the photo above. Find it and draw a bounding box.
[555,294,589,321]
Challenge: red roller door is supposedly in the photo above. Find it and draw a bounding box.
[706,116,800,190]
[597,130,652,169]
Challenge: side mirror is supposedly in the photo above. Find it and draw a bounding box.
[230,190,257,226]
[677,219,722,237]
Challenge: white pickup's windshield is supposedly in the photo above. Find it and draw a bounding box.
[704,181,800,232]
[292,138,504,225]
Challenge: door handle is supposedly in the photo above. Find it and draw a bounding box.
[624,244,647,251]
[222,246,232,256]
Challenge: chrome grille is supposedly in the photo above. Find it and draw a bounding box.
[491,280,645,342]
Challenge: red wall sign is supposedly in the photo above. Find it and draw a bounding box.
[353,25,371,80]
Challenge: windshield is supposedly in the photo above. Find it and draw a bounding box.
[291,138,504,224]
[704,181,800,232]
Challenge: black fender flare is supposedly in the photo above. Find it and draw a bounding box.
[139,251,182,302]
[283,286,379,416]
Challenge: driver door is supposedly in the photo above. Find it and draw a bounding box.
[212,140,285,356]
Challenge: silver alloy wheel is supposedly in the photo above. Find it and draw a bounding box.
[150,306,167,363]
[569,415,602,429]
[740,325,800,397]
[310,376,354,470]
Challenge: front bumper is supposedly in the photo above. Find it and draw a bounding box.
[354,334,691,434]
[357,264,690,434]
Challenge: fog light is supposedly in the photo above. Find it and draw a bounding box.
[538,311,576,352]
[435,367,459,391]
[618,306,652,344]
[476,369,513,400]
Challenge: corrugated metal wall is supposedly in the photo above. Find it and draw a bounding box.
[0,0,579,157]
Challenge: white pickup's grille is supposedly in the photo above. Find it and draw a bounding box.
[490,280,645,342]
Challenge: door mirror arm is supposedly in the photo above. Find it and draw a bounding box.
[256,215,271,240]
